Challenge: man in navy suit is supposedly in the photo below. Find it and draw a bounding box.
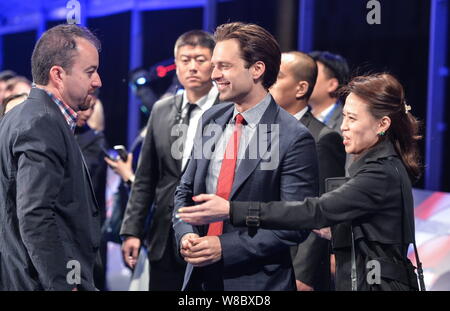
[0,25,102,290]
[172,22,319,291]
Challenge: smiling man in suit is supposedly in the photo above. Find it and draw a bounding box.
[0,24,102,290]
[172,23,319,291]
[270,51,346,291]
[119,30,219,290]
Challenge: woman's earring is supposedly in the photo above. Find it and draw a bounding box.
[378,131,386,136]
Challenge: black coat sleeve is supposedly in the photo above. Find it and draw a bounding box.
[230,162,391,230]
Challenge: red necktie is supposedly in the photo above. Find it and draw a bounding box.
[207,114,245,236]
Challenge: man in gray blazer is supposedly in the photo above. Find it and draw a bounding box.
[0,25,102,290]
[120,30,219,290]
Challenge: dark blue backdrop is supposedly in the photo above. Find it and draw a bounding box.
[0,0,448,191]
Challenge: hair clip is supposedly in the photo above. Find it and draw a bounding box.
[404,103,411,114]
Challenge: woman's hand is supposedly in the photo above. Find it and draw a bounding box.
[176,194,230,225]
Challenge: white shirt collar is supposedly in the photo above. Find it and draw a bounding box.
[182,84,218,111]
[292,106,309,121]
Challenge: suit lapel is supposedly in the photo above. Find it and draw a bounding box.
[196,105,234,194]
[229,99,278,199]
[179,94,222,176]
[168,94,184,172]
[300,110,313,128]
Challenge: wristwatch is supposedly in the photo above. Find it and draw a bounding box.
[125,174,135,187]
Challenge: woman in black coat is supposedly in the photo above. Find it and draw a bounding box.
[176,73,422,291]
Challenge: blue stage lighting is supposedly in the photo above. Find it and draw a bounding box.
[136,77,147,86]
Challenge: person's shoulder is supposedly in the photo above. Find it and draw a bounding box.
[302,112,325,138]
[317,123,342,143]
[351,158,407,197]
[307,113,326,129]
[4,97,48,125]
[78,127,105,141]
[92,129,105,138]
[5,107,66,154]
[377,156,405,178]
[202,101,234,120]
[152,93,181,112]
[277,107,311,136]
[354,156,396,180]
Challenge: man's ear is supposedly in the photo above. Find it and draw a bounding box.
[295,81,309,99]
[250,61,265,81]
[327,77,339,93]
[48,65,65,87]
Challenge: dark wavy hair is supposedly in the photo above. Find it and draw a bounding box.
[214,22,281,89]
[32,24,101,85]
[340,73,422,181]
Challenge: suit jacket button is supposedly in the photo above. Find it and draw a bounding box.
[93,246,99,252]
[92,211,99,217]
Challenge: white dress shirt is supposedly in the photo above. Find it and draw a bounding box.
[181,85,218,170]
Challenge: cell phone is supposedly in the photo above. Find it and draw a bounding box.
[102,146,119,161]
[113,145,128,162]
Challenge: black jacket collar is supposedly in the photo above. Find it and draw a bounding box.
[348,139,398,177]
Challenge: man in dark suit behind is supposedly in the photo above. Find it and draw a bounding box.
[172,23,318,291]
[0,25,102,290]
[308,51,350,134]
[270,51,346,290]
[119,30,219,290]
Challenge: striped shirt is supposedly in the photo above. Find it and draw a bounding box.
[42,88,78,133]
